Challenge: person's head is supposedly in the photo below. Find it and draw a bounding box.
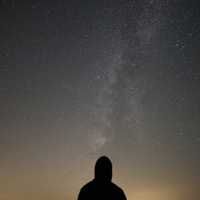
[94,156,112,182]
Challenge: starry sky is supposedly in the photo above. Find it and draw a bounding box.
[0,0,200,200]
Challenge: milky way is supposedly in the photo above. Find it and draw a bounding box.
[88,0,172,152]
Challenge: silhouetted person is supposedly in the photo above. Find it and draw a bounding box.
[77,156,127,200]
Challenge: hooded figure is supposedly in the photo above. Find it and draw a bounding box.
[77,156,127,200]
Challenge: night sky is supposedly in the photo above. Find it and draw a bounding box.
[0,0,200,200]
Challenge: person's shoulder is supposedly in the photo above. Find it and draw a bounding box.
[110,182,125,193]
[78,181,95,200]
[110,182,126,199]
[80,180,95,192]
